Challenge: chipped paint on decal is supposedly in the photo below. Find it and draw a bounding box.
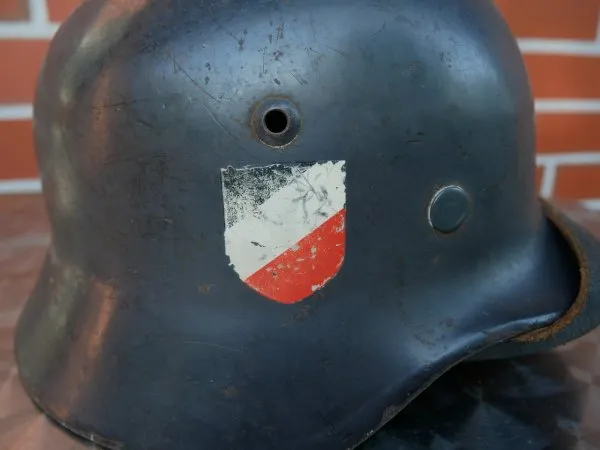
[220,161,346,304]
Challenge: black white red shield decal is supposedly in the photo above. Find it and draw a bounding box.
[221,161,346,304]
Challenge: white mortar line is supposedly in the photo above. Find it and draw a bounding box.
[581,199,600,210]
[518,14,600,56]
[514,13,600,56]
[0,104,33,120]
[536,100,600,113]
[0,0,58,39]
[537,152,600,165]
[518,39,600,55]
[0,22,58,39]
[538,160,557,198]
[0,179,41,195]
[29,0,49,25]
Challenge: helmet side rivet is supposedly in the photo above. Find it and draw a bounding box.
[428,186,470,234]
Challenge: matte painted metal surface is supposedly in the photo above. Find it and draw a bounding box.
[3,196,600,450]
[12,0,590,449]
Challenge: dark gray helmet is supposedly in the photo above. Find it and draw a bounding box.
[14,0,600,449]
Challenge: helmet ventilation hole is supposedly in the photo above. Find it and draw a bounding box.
[263,109,289,134]
[253,97,302,148]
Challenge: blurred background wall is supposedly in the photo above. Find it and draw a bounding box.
[0,0,599,207]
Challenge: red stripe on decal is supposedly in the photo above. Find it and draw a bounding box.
[245,209,346,304]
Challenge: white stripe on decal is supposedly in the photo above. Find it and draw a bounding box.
[223,161,346,280]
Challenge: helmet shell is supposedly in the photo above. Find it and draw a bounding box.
[15,0,578,449]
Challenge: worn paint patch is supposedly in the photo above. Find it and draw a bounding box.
[221,161,346,303]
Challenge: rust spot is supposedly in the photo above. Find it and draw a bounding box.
[483,329,505,345]
[414,330,436,347]
[380,405,401,427]
[513,199,589,342]
[221,386,239,399]
[26,393,125,449]
[198,284,214,294]
[292,304,314,322]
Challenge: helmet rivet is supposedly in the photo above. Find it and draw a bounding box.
[428,186,470,233]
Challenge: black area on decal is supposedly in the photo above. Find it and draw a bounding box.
[221,163,313,228]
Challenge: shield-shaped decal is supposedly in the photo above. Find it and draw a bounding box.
[221,161,346,304]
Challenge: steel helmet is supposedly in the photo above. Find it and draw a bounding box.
[14,0,600,449]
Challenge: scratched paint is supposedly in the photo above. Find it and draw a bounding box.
[221,161,346,303]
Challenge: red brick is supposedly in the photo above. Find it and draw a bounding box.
[554,165,600,199]
[525,55,600,99]
[47,0,82,22]
[0,0,28,20]
[537,114,600,153]
[495,0,600,40]
[0,41,49,103]
[0,121,38,180]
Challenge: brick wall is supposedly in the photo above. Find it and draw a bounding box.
[1,0,600,206]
